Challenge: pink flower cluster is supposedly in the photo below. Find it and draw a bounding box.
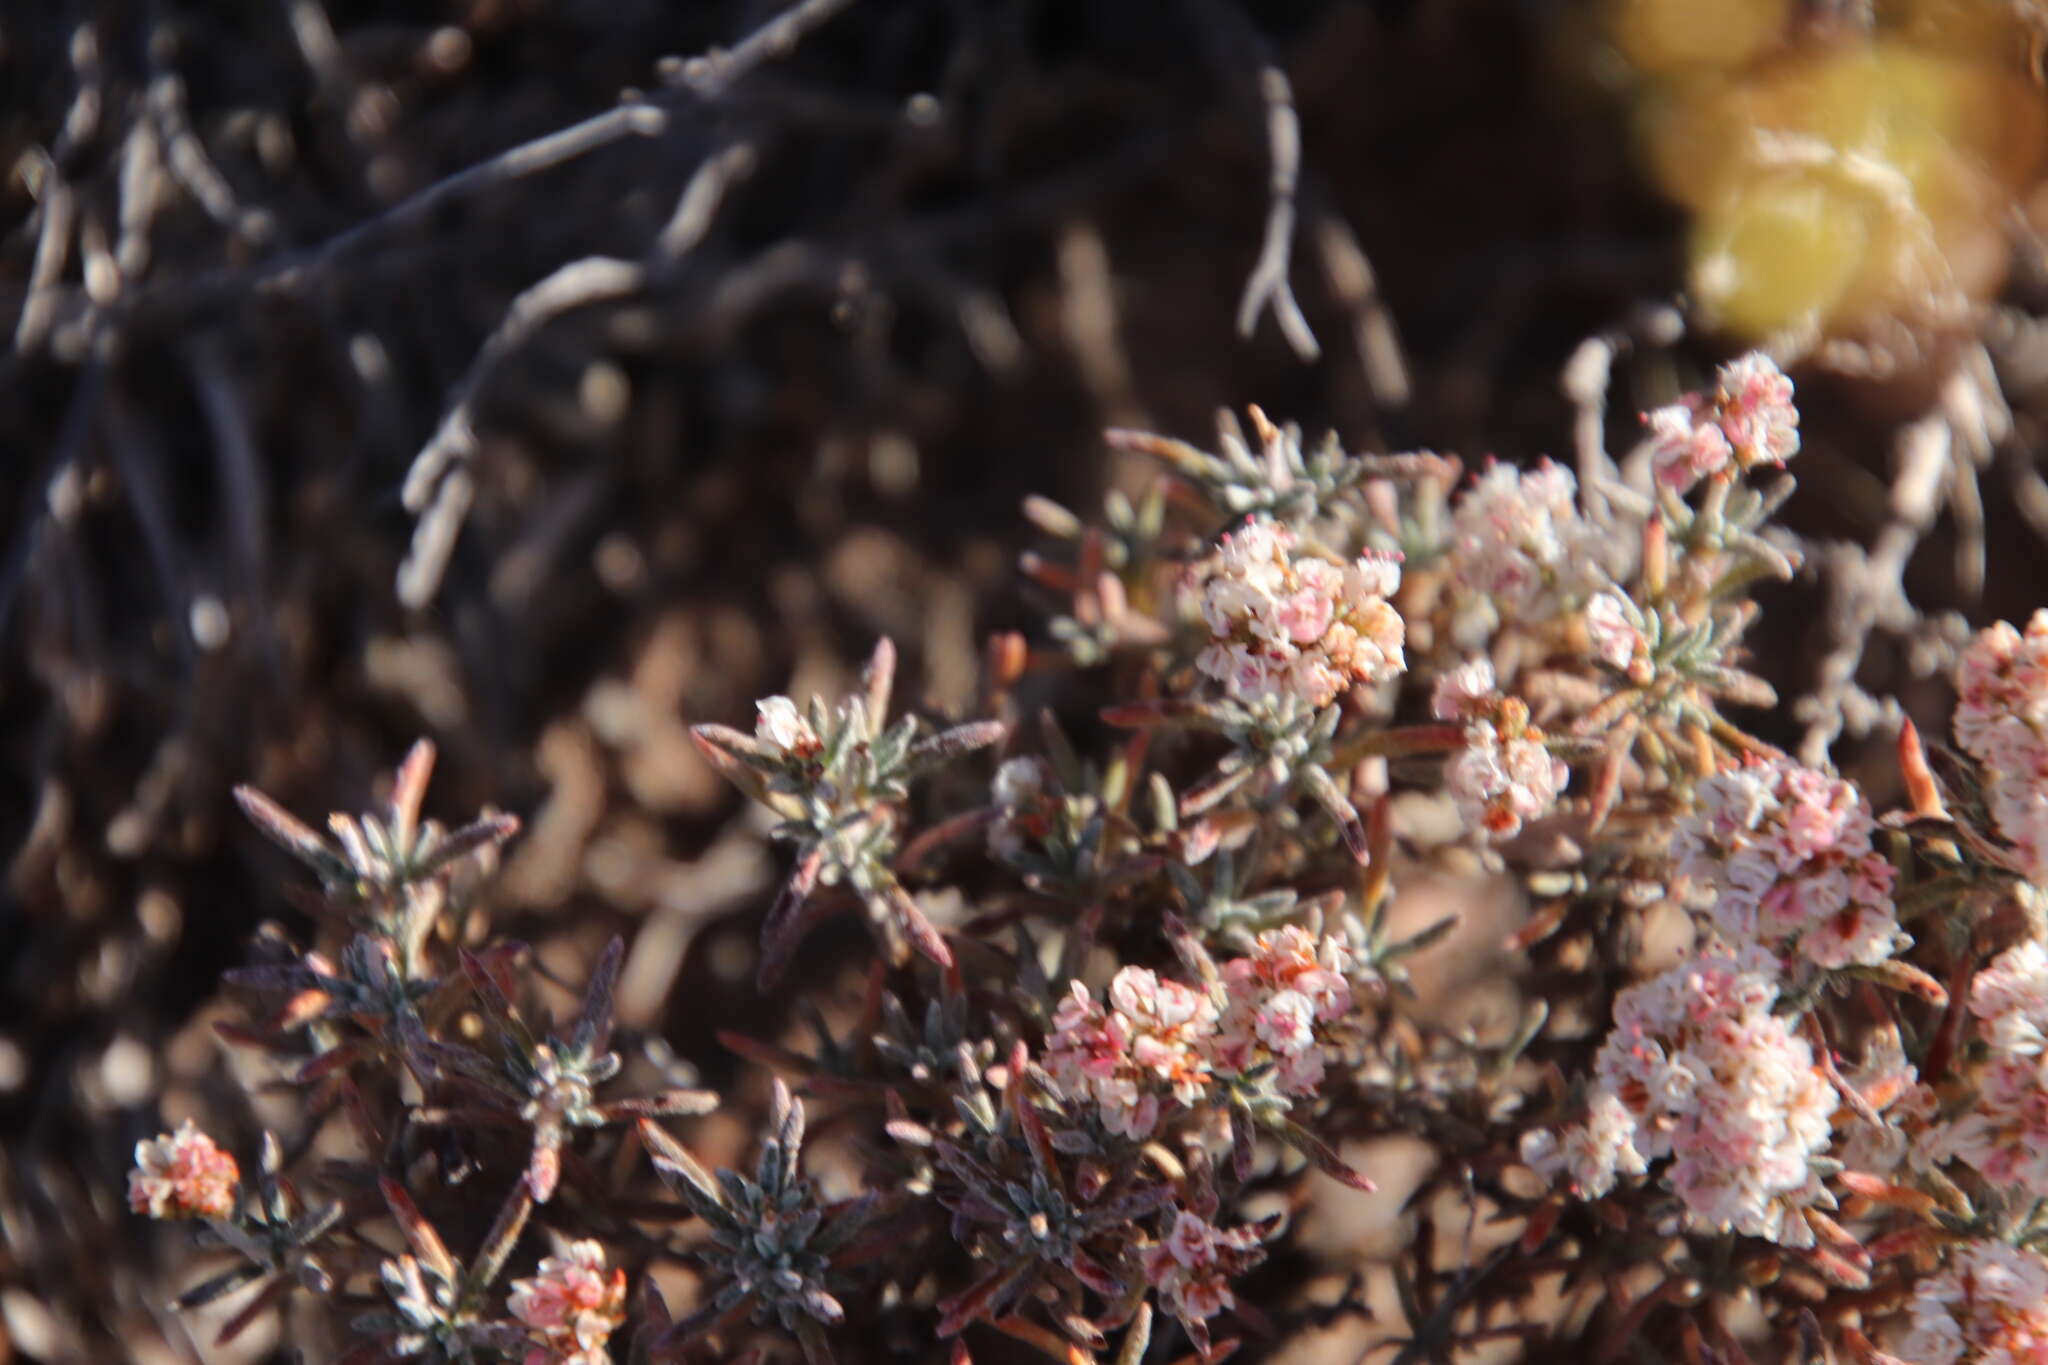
[1046,968,1219,1140]
[1674,756,1904,971]
[507,1240,629,1365]
[1932,940,2048,1196]
[1523,950,1835,1247]
[1195,518,1405,709]
[1432,659,1569,839]
[128,1119,240,1221]
[1896,1239,2048,1365]
[1645,352,1800,492]
[1448,458,1598,616]
[1213,926,1356,1096]
[1142,1209,1264,1327]
[1045,929,1355,1136]
[1954,611,2048,884]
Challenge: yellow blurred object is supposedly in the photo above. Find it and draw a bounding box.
[1618,25,2048,343]
[1606,0,1790,75]
[1688,173,1871,338]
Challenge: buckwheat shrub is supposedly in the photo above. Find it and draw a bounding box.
[149,348,2048,1365]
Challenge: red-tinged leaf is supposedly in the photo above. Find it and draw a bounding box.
[897,807,998,875]
[1101,699,1204,729]
[937,1265,1020,1338]
[295,1044,363,1085]
[388,739,436,849]
[910,720,1007,770]
[689,724,766,787]
[458,947,527,1035]
[1344,723,1465,760]
[1359,793,1394,913]
[1836,1172,1939,1219]
[1802,1207,1868,1258]
[891,883,954,971]
[1504,898,1570,953]
[527,1139,562,1203]
[951,1340,973,1365]
[572,936,625,1058]
[1019,551,1080,594]
[1299,763,1368,862]
[271,987,335,1033]
[1230,1108,1255,1184]
[175,1263,266,1310]
[637,1118,728,1220]
[1897,718,1948,820]
[1010,1076,1061,1194]
[1113,1304,1153,1365]
[1179,762,1255,818]
[863,637,897,733]
[1923,953,1979,1084]
[1863,1225,1940,1261]
[420,811,521,877]
[1854,957,1948,1006]
[332,1343,394,1365]
[630,1276,673,1365]
[1804,1242,1870,1289]
[991,1314,1096,1365]
[466,1182,534,1297]
[233,784,340,873]
[985,629,1029,692]
[757,848,827,979]
[379,1177,454,1282]
[1103,427,1213,477]
[1519,1198,1562,1254]
[1068,1248,1124,1299]
[596,1088,719,1121]
[1277,1121,1376,1195]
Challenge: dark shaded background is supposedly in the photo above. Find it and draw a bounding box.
[3,0,2043,1359]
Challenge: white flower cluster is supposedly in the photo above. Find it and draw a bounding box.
[1674,756,1905,971]
[1896,1239,2048,1365]
[1195,518,1405,709]
[1431,659,1568,839]
[1955,610,2048,884]
[1522,950,1835,1247]
[1044,928,1356,1137]
[1645,351,1800,493]
[1447,458,1605,618]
